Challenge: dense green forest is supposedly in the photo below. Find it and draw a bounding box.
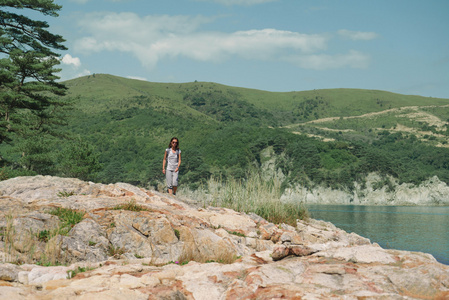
[1,74,449,192]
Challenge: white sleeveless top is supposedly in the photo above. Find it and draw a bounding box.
[166,149,180,171]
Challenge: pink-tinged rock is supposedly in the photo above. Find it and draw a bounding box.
[258,223,277,240]
[209,212,257,234]
[289,245,316,257]
[0,176,448,299]
[272,244,316,261]
[280,230,303,244]
[255,239,275,251]
[270,229,283,243]
[131,215,178,244]
[271,244,290,261]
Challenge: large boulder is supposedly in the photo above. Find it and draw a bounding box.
[61,218,109,263]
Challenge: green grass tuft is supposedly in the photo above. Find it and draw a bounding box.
[57,191,76,198]
[67,266,95,279]
[227,231,245,237]
[112,199,148,212]
[107,244,126,258]
[37,230,50,242]
[48,207,85,234]
[174,229,180,239]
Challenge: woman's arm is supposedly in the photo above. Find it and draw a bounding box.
[162,150,167,174]
[175,152,181,172]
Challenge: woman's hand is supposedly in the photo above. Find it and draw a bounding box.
[162,169,166,174]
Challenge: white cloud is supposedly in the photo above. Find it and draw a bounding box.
[76,69,92,78]
[141,29,328,66]
[338,29,379,41]
[74,12,329,68]
[58,54,91,81]
[127,76,148,81]
[58,67,91,81]
[73,12,373,71]
[194,0,278,5]
[61,54,81,68]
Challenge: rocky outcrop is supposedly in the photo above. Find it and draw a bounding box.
[282,173,449,205]
[0,175,448,299]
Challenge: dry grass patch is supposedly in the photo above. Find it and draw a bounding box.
[203,172,309,226]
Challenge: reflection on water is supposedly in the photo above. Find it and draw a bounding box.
[306,205,449,265]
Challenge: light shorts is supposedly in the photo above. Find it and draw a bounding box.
[166,169,179,189]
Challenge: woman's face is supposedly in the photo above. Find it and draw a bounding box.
[171,139,178,147]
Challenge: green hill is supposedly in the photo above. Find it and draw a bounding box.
[65,74,449,124]
[2,73,449,191]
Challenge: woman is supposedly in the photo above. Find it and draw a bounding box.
[162,137,181,195]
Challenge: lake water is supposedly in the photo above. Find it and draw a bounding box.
[306,205,449,265]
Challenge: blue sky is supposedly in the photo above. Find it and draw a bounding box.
[45,0,449,98]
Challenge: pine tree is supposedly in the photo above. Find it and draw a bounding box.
[0,0,68,145]
[1,0,70,173]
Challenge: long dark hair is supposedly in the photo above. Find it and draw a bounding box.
[168,137,179,150]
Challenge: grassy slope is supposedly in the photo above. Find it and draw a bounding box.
[65,74,449,120]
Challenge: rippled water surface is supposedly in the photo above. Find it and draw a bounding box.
[306,205,449,265]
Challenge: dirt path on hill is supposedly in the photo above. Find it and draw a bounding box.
[285,104,449,146]
[284,104,449,128]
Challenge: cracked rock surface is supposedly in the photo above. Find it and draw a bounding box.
[0,176,448,299]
